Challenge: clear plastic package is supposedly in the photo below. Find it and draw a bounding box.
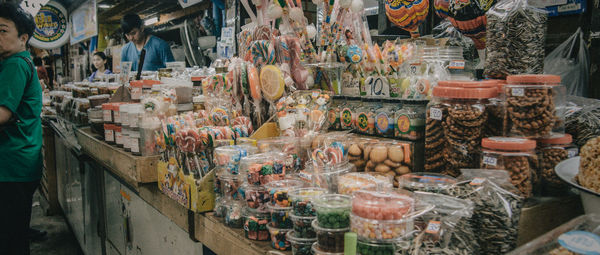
[214,145,258,175]
[398,172,457,193]
[239,183,270,212]
[240,152,287,185]
[362,141,414,187]
[265,179,305,208]
[243,207,270,241]
[290,212,316,239]
[224,200,244,228]
[269,204,293,229]
[289,187,328,217]
[350,190,415,241]
[217,170,243,200]
[337,173,393,196]
[356,239,396,255]
[312,219,349,253]
[505,75,566,138]
[312,163,355,193]
[257,136,302,172]
[287,230,316,255]
[311,242,343,255]
[267,223,292,251]
[394,100,427,141]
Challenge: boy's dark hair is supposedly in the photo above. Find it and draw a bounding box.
[121,14,143,35]
[0,3,36,43]
[93,51,107,60]
[33,57,43,66]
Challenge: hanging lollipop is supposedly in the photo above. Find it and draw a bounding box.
[434,0,450,18]
[385,0,429,38]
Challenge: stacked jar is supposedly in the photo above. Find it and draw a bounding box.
[119,104,131,151]
[424,83,498,177]
[257,136,302,172]
[128,104,144,155]
[505,75,566,138]
[481,137,537,198]
[394,100,426,141]
[374,99,397,138]
[350,190,415,242]
[340,96,359,131]
[265,179,305,251]
[312,194,351,253]
[286,187,327,255]
[537,134,578,195]
[354,98,379,135]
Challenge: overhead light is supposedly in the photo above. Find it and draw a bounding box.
[98,3,113,9]
[144,17,159,26]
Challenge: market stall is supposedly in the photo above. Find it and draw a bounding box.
[34,0,600,254]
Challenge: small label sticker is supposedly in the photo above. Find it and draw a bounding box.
[512,88,525,97]
[425,221,441,234]
[430,108,442,120]
[105,130,114,142]
[483,156,498,166]
[568,148,579,158]
[558,231,600,255]
[131,138,140,153]
[115,132,122,145]
[449,60,465,69]
[298,171,312,182]
[103,110,112,122]
[470,177,486,186]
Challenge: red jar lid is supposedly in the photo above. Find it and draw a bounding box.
[130,80,144,88]
[437,80,498,88]
[538,134,572,145]
[507,75,561,85]
[482,137,536,151]
[432,86,497,99]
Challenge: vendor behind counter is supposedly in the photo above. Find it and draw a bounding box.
[120,13,174,72]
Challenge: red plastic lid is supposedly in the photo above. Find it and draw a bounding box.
[191,76,206,82]
[143,80,161,85]
[432,86,497,99]
[102,103,112,110]
[114,125,122,132]
[506,75,561,85]
[538,134,572,145]
[130,80,144,88]
[437,80,498,89]
[482,137,536,151]
[104,123,114,130]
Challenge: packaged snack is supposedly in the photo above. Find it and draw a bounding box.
[350,190,415,241]
[214,145,258,174]
[257,136,302,171]
[363,141,415,187]
[243,207,270,241]
[538,134,578,195]
[313,194,352,229]
[398,172,457,193]
[312,163,356,194]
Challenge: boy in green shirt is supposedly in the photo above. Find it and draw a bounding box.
[0,3,43,255]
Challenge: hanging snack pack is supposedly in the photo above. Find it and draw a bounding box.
[484,0,547,79]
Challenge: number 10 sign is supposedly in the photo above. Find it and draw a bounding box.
[364,76,390,98]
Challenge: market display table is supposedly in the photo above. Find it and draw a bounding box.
[74,127,284,254]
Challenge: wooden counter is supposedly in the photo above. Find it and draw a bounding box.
[75,127,285,254]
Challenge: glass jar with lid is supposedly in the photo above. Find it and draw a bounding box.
[438,46,469,80]
[481,137,538,198]
[505,75,566,138]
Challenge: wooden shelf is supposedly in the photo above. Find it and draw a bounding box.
[76,127,160,187]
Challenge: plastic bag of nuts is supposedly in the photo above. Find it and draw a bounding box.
[362,141,413,187]
[484,0,547,79]
[505,75,566,138]
[537,134,578,195]
[480,137,538,198]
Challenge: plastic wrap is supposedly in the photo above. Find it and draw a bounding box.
[544,28,589,97]
[565,96,600,147]
[484,0,547,78]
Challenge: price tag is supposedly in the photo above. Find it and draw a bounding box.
[105,130,114,142]
[568,148,579,158]
[342,73,360,96]
[409,63,421,76]
[364,76,390,97]
[511,88,525,97]
[115,131,122,145]
[429,108,442,121]
[470,177,486,186]
[483,155,498,166]
[449,60,465,70]
[131,138,139,153]
[425,220,441,234]
[298,171,312,182]
[103,110,112,122]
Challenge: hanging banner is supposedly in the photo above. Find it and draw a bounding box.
[70,0,97,45]
[30,1,70,49]
[20,0,50,16]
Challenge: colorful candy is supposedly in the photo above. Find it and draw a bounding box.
[267,223,292,251]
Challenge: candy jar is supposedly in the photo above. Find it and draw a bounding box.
[240,152,287,185]
[394,100,427,141]
[374,99,396,138]
[398,172,457,193]
[287,230,316,255]
[538,134,578,195]
[355,97,379,135]
[357,240,396,255]
[269,204,293,229]
[265,179,305,208]
[219,171,243,200]
[337,173,393,195]
[328,96,343,131]
[350,190,415,241]
[214,145,258,175]
[312,162,356,193]
[290,212,316,238]
[240,183,270,212]
[224,200,245,228]
[289,187,328,217]
[267,223,292,251]
[257,136,302,172]
[313,194,352,229]
[340,96,360,131]
[312,219,349,253]
[243,207,270,241]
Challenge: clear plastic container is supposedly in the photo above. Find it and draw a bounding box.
[481,137,538,198]
[340,97,359,130]
[224,200,245,228]
[312,219,349,253]
[438,46,468,79]
[304,63,344,95]
[130,80,143,100]
[130,130,141,155]
[243,207,270,241]
[265,179,305,208]
[267,223,292,251]
[355,98,379,135]
[114,125,123,148]
[312,162,355,193]
[356,239,396,255]
[139,118,160,156]
[290,212,316,238]
[505,75,566,138]
[351,190,414,221]
[127,104,144,130]
[214,145,258,175]
[240,152,287,185]
[374,99,395,138]
[337,173,393,196]
[398,172,457,193]
[269,204,293,228]
[363,141,413,187]
[102,103,113,123]
[118,103,130,126]
[218,171,243,200]
[425,85,497,177]
[312,194,351,229]
[289,187,327,217]
[257,136,301,172]
[287,230,316,255]
[311,242,344,255]
[507,214,600,255]
[394,100,426,141]
[538,134,578,195]
[240,183,270,212]
[346,137,379,172]
[122,128,131,152]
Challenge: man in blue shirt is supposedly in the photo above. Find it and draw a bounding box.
[120,14,174,71]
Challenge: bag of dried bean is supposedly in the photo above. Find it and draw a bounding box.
[484,0,548,79]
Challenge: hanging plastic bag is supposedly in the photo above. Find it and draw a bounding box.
[544,28,590,97]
